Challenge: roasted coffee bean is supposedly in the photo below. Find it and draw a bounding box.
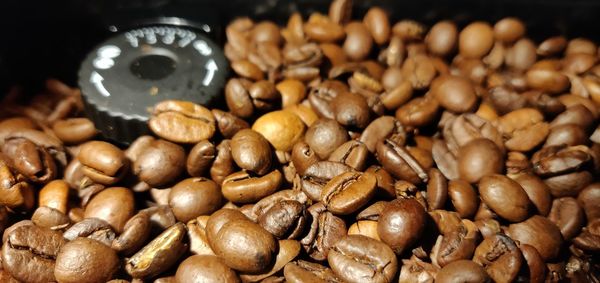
[577,183,600,221]
[231,129,272,175]
[458,138,504,183]
[431,75,478,113]
[55,237,119,283]
[433,219,479,266]
[291,141,319,176]
[187,215,214,256]
[512,173,552,216]
[378,198,427,254]
[301,203,347,261]
[212,219,277,273]
[435,260,490,283]
[401,55,437,90]
[518,244,547,283]
[126,222,188,279]
[459,22,494,58]
[258,200,306,239]
[63,217,116,246]
[175,255,240,283]
[395,96,440,127]
[473,233,523,282]
[239,239,301,282]
[332,91,371,129]
[321,171,376,215]
[398,259,438,283]
[78,141,128,185]
[112,212,151,255]
[134,139,185,187]
[498,108,549,152]
[38,179,69,214]
[304,118,349,159]
[365,166,395,198]
[169,178,222,222]
[1,224,65,283]
[507,215,563,260]
[426,21,458,56]
[210,139,235,185]
[376,139,428,184]
[231,60,264,81]
[548,197,585,240]
[252,110,306,152]
[284,260,342,283]
[221,169,282,204]
[328,235,397,283]
[186,140,216,177]
[360,116,406,153]
[328,140,368,170]
[149,100,216,143]
[2,137,57,184]
[31,206,70,230]
[52,118,97,145]
[84,187,135,233]
[348,220,380,240]
[304,13,345,42]
[479,175,530,222]
[301,161,353,201]
[447,180,478,218]
[0,159,33,210]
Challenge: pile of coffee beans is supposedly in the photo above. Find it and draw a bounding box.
[1,0,600,282]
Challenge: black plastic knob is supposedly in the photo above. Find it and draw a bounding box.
[78,23,228,144]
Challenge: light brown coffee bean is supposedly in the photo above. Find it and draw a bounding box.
[459,22,494,58]
[457,138,504,183]
[507,215,564,260]
[84,187,135,233]
[344,22,373,61]
[425,21,457,56]
[221,169,282,204]
[231,129,272,175]
[54,237,119,283]
[431,75,478,113]
[321,171,377,215]
[494,17,525,43]
[175,255,240,283]
[252,110,306,152]
[169,178,223,222]
[52,118,97,144]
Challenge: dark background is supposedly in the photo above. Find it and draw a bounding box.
[1,0,600,94]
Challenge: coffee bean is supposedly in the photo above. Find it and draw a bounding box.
[392,20,425,41]
[343,22,373,61]
[378,198,427,254]
[1,224,65,282]
[231,60,264,81]
[149,100,216,143]
[512,173,552,216]
[252,110,305,152]
[518,244,547,283]
[304,14,345,43]
[328,235,397,283]
[459,22,494,58]
[433,219,479,267]
[84,187,135,233]
[301,203,346,261]
[258,200,306,239]
[210,139,235,185]
[425,21,457,56]
[473,233,523,282]
[507,215,563,260]
[78,141,128,185]
[221,169,282,204]
[112,212,151,255]
[212,219,277,273]
[537,36,567,56]
[31,206,70,230]
[186,140,216,177]
[376,139,428,184]
[169,178,222,222]
[321,171,376,215]
[175,255,240,283]
[435,260,490,283]
[240,239,301,282]
[63,217,115,246]
[126,222,188,279]
[212,109,250,139]
[447,180,478,218]
[548,197,585,240]
[284,260,342,283]
[305,119,349,159]
[479,174,531,222]
[458,138,504,183]
[577,183,600,221]
[291,141,319,176]
[301,161,353,202]
[395,96,440,127]
[38,179,69,214]
[133,139,185,187]
[2,137,57,184]
[231,129,272,175]
[55,238,119,283]
[332,91,371,129]
[432,75,478,113]
[328,140,369,170]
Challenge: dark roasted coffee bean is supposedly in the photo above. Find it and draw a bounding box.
[458,138,504,183]
[55,237,119,283]
[258,200,306,239]
[376,139,428,184]
[301,161,353,201]
[360,116,406,153]
[447,180,478,218]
